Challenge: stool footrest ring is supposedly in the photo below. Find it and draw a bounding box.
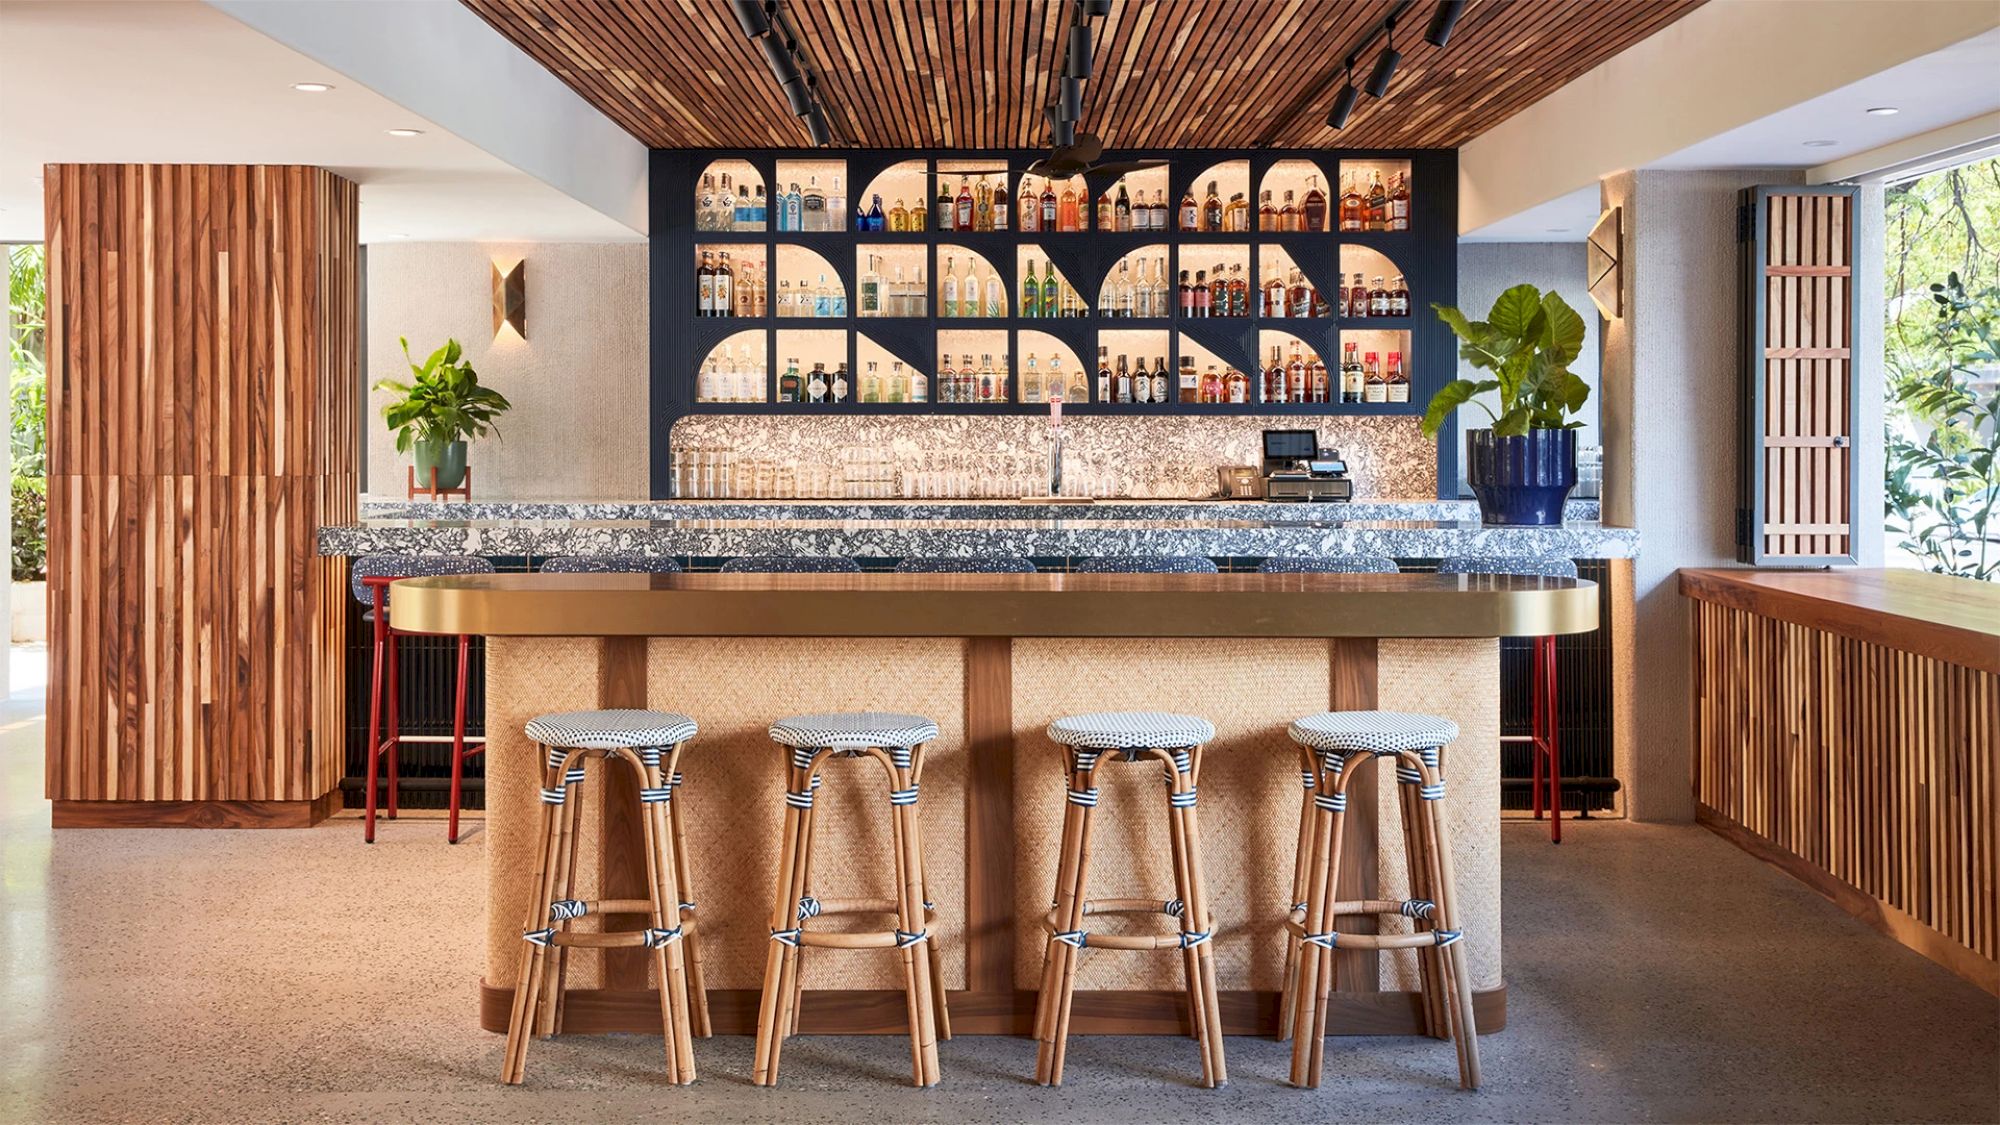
[547,897,697,920]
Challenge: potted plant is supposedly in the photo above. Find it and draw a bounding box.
[1423,284,1591,526]
[374,336,513,492]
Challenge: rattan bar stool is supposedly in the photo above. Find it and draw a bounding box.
[1034,711,1227,1089]
[753,711,949,1088]
[502,709,709,1087]
[1279,710,1479,1090]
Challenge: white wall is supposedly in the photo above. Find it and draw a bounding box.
[1451,242,1600,495]
[365,242,649,500]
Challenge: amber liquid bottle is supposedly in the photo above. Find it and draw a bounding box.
[1263,268,1287,318]
[1202,180,1224,231]
[1339,175,1365,232]
[1042,179,1058,231]
[1340,341,1363,404]
[1258,189,1277,231]
[1178,186,1200,232]
[1302,174,1328,232]
[1309,351,1330,404]
[1264,344,1287,403]
[1386,351,1409,403]
[992,177,1010,231]
[936,181,956,231]
[1279,189,1298,232]
[1348,272,1369,319]
[1389,173,1410,231]
[1114,181,1132,231]
[1363,351,1386,403]
[1286,342,1308,403]
[1366,171,1387,230]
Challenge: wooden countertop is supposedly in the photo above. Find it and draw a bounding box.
[387,571,1600,639]
[1679,568,2000,674]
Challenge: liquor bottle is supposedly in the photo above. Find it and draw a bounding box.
[1279,189,1298,232]
[1258,188,1277,231]
[1096,345,1111,403]
[1151,258,1170,319]
[1114,181,1132,232]
[1228,264,1248,317]
[867,194,886,232]
[1042,262,1062,318]
[955,177,975,231]
[907,360,927,403]
[1116,260,1136,318]
[1150,356,1169,405]
[697,173,716,231]
[1367,171,1387,231]
[1021,259,1040,318]
[830,176,847,229]
[1115,354,1132,403]
[1286,341,1308,403]
[1264,343,1287,403]
[751,184,768,230]
[1179,184,1200,231]
[1022,353,1043,404]
[713,252,735,317]
[935,351,954,403]
[806,361,828,403]
[889,198,909,232]
[1340,341,1363,404]
[717,173,735,230]
[854,200,868,231]
[1390,275,1410,316]
[1262,267,1285,318]
[1386,351,1409,402]
[1152,189,1170,232]
[1201,180,1223,231]
[887,359,906,403]
[1177,268,1193,317]
[698,354,719,401]
[779,357,802,402]
[1348,272,1369,319]
[753,265,769,316]
[856,254,878,317]
[1226,364,1248,403]
[1362,350,1385,403]
[1309,350,1330,403]
[831,361,850,403]
[974,179,993,231]
[1058,179,1078,231]
[1059,357,1083,403]
[1287,269,1311,319]
[911,265,928,316]
[961,354,977,403]
[1179,356,1200,403]
[1336,275,1350,319]
[992,177,1010,231]
[978,354,996,403]
[696,250,716,315]
[801,175,826,231]
[935,180,955,230]
[885,265,907,317]
[1339,175,1364,233]
[1019,178,1040,233]
[1389,173,1410,231]
[1197,362,1219,404]
[1369,275,1390,317]
[1224,191,1248,232]
[775,181,797,231]
[940,255,959,317]
[736,260,757,317]
[862,360,882,403]
[1193,269,1211,318]
[1303,174,1328,232]
[813,272,832,318]
[1309,281,1329,319]
[984,267,1005,318]
[910,194,928,232]
[734,183,752,230]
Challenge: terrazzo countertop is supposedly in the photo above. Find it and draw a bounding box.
[358,497,1603,523]
[320,499,1637,560]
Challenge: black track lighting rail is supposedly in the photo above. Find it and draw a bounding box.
[1256,0,1473,145]
[729,0,845,146]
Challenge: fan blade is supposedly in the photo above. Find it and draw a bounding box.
[1086,159,1170,178]
[1064,132,1104,165]
[945,167,1022,177]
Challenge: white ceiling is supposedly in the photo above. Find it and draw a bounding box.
[1462,20,2000,242]
[0,0,642,243]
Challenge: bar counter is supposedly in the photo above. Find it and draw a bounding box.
[388,570,1599,1037]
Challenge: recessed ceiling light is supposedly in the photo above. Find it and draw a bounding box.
[1546,226,1570,233]
[386,128,425,137]
[1865,106,1900,116]
[1803,139,1838,147]
[291,82,334,93]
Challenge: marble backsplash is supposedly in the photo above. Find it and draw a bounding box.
[668,414,1437,499]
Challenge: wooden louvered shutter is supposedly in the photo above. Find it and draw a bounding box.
[1738,184,1861,565]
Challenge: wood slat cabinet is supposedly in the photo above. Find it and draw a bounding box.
[43,165,359,825]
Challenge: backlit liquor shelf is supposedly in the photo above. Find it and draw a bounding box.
[656,149,1455,417]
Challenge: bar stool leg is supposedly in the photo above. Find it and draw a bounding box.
[752,751,814,1087]
[1277,745,1316,1042]
[363,621,387,844]
[384,633,401,820]
[667,771,713,1037]
[1035,751,1100,1087]
[1395,750,1447,1040]
[1162,759,1203,1044]
[1541,636,1564,843]
[536,756,586,1038]
[448,634,471,844]
[782,767,822,1041]
[1032,752,1087,1049]
[1287,750,1341,1087]
[635,745,696,1086]
[877,743,940,1087]
[905,751,951,1043]
[501,751,567,1085]
[1409,749,1481,1089]
[1159,744,1226,1088]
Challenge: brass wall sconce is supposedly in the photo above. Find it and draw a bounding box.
[1587,206,1621,319]
[492,258,526,339]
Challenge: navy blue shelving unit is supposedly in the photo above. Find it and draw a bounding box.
[650,148,1459,497]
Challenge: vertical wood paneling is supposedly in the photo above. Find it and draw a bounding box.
[44,165,358,806]
[1690,598,1999,993]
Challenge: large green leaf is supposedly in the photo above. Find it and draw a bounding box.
[1487,284,1543,340]
[1420,379,1498,439]
[1539,292,1586,366]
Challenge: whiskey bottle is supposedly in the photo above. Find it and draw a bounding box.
[1096,345,1111,403]
[1225,364,1249,403]
[1179,185,1200,232]
[1309,281,1330,319]
[910,194,928,232]
[1264,343,1287,403]
[1229,264,1249,317]
[1390,274,1410,316]
[1197,362,1219,404]
[906,360,927,403]
[889,198,909,232]
[1114,181,1132,231]
[1386,350,1409,403]
[1179,356,1200,403]
[1340,341,1363,404]
[1363,351,1385,403]
[1203,179,1224,231]
[802,175,827,232]
[1367,171,1387,231]
[1348,272,1369,319]
[934,180,954,230]
[1019,177,1040,233]
[1286,341,1308,403]
[1389,173,1410,231]
[1153,189,1170,232]
[1150,356,1169,405]
[1263,267,1287,318]
[1258,188,1277,231]
[806,361,828,403]
[1280,189,1298,232]
[1177,268,1193,317]
[1193,269,1211,318]
[1043,178,1060,231]
[1114,353,1132,403]
[1302,173,1328,232]
[1224,191,1248,232]
[862,360,881,403]
[1309,351,1330,404]
[992,176,1010,231]
[779,356,802,402]
[1369,275,1390,317]
[1339,175,1364,232]
[696,249,716,316]
[1287,269,1312,319]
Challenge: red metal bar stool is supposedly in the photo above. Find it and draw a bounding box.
[1439,555,1580,843]
[352,553,496,843]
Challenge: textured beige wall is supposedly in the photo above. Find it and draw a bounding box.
[365,242,649,500]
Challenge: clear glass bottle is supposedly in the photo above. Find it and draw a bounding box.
[828,175,847,229]
[859,254,882,317]
[751,184,768,230]
[696,173,716,231]
[807,361,828,403]
[1022,353,1043,403]
[888,359,908,403]
[905,359,926,403]
[984,267,1005,318]
[782,182,804,231]
[940,255,959,318]
[802,175,827,232]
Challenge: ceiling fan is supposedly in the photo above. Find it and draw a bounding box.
[946,131,1168,183]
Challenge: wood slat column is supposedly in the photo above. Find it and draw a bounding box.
[44,165,359,824]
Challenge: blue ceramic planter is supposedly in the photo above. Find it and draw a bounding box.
[1465,428,1577,526]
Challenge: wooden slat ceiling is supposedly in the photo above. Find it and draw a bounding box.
[462,0,1704,150]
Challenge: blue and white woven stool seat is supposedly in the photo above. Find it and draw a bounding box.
[1288,710,1459,754]
[769,711,940,750]
[525,708,700,749]
[1047,711,1216,751]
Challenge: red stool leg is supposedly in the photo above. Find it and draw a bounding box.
[384,631,402,819]
[448,633,471,843]
[1542,635,1563,844]
[1529,637,1546,820]
[364,612,387,844]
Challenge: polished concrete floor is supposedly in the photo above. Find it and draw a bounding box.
[1,659,1995,1124]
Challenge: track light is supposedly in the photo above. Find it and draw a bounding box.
[729,0,769,39]
[1047,105,1076,148]
[1060,76,1084,119]
[1424,0,1465,47]
[757,34,794,80]
[1365,22,1399,99]
[1083,0,1111,15]
[805,110,832,146]
[1065,25,1092,78]
[1327,68,1360,129]
[780,75,812,116]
